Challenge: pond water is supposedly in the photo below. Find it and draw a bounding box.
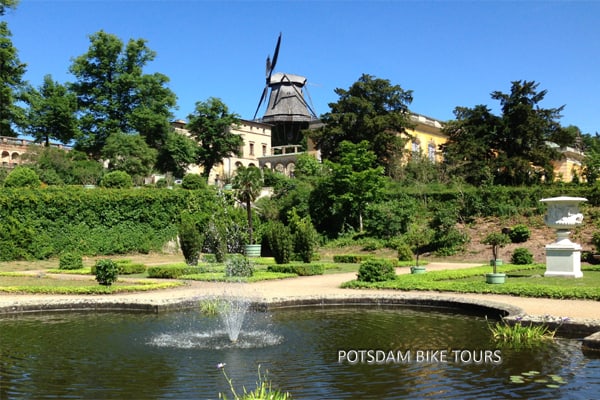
[0,306,598,399]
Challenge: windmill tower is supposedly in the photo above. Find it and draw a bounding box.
[253,33,318,148]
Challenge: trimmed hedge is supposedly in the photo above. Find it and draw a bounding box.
[333,254,373,263]
[147,264,206,279]
[0,187,214,261]
[267,263,325,276]
[357,259,396,282]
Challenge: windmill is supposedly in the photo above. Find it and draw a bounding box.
[253,33,318,147]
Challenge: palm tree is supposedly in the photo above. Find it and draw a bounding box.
[232,165,263,244]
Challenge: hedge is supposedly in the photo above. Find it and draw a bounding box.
[333,254,373,264]
[0,187,214,261]
[146,264,207,279]
[267,263,325,276]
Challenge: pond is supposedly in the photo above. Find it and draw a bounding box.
[0,306,598,399]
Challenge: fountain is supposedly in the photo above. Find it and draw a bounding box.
[540,196,587,278]
[218,294,250,342]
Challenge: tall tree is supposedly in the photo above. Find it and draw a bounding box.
[186,97,242,179]
[491,80,570,185]
[0,21,26,136]
[0,0,19,15]
[440,105,501,185]
[310,140,385,236]
[309,74,414,175]
[156,130,198,178]
[69,31,176,158]
[22,75,79,146]
[232,165,263,245]
[101,132,157,184]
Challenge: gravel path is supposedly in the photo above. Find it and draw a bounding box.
[1,262,598,333]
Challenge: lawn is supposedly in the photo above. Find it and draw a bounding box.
[341,263,600,300]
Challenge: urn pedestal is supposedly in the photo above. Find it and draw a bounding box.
[540,196,587,278]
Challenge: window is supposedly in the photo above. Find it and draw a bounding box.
[412,141,420,154]
[428,143,436,162]
[262,144,267,156]
[249,142,255,156]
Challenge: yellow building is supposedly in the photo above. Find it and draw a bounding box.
[172,119,272,186]
[402,113,446,163]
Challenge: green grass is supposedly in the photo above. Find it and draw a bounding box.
[0,273,184,294]
[341,263,600,300]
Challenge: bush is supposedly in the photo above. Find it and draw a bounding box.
[115,260,147,274]
[357,259,396,282]
[181,174,207,190]
[147,265,205,278]
[333,254,372,263]
[178,212,204,266]
[396,242,413,262]
[511,247,534,265]
[100,171,133,188]
[225,255,254,277]
[264,221,293,264]
[509,224,531,243]
[59,252,84,270]
[94,259,119,286]
[289,212,319,263]
[267,263,325,276]
[3,166,41,188]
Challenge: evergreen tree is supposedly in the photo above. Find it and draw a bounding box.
[0,21,26,136]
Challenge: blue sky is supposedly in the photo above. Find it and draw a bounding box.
[3,0,599,135]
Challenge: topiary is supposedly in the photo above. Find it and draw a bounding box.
[181,174,207,190]
[3,166,42,188]
[509,224,531,243]
[357,259,396,282]
[264,221,293,264]
[94,259,118,286]
[511,247,534,265]
[178,212,204,266]
[100,171,133,188]
[59,251,84,270]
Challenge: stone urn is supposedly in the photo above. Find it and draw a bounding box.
[540,196,587,278]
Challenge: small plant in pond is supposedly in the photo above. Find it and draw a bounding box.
[199,298,223,316]
[509,370,567,389]
[94,259,119,286]
[59,251,84,270]
[218,363,292,400]
[225,255,254,278]
[482,232,511,273]
[487,318,556,347]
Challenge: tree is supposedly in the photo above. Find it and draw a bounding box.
[310,140,385,236]
[156,130,198,178]
[309,74,413,175]
[0,0,19,15]
[69,31,176,158]
[440,105,501,185]
[232,165,263,245]
[491,80,571,185]
[186,97,242,179]
[442,80,574,186]
[101,132,157,184]
[581,130,600,184]
[0,21,26,137]
[22,75,79,146]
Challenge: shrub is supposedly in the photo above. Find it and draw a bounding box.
[205,218,228,263]
[264,221,293,264]
[592,231,600,253]
[100,171,133,188]
[267,263,325,276]
[59,252,84,270]
[360,237,385,251]
[288,212,319,263]
[333,254,371,263]
[3,166,41,188]
[94,259,118,286]
[225,255,254,278]
[396,242,413,262]
[509,224,531,243]
[181,174,207,190]
[179,212,204,266]
[357,259,396,282]
[147,265,205,278]
[115,260,147,274]
[511,247,534,265]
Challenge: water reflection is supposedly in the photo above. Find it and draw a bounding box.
[0,307,597,399]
